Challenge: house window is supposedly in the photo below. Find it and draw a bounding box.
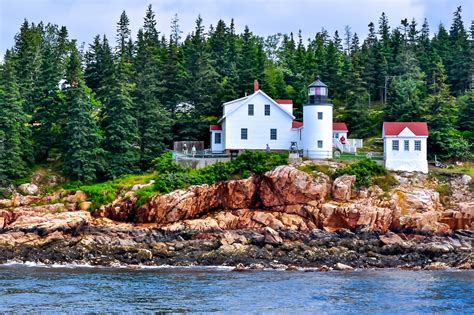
[214,133,221,144]
[334,133,339,139]
[270,128,277,140]
[241,128,248,140]
[318,112,323,120]
[248,104,254,116]
[392,140,399,151]
[404,140,409,151]
[265,104,270,116]
[317,140,323,148]
[415,140,421,151]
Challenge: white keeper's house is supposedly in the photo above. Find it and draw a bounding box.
[382,122,429,173]
[210,77,348,159]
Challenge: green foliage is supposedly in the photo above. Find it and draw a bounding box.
[298,164,333,176]
[333,159,389,188]
[148,150,287,196]
[62,173,155,210]
[1,5,473,188]
[0,50,32,186]
[62,47,105,182]
[429,128,472,160]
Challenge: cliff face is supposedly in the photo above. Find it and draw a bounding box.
[0,165,473,269]
[95,165,474,233]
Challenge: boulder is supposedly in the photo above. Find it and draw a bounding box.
[0,199,12,209]
[263,227,283,245]
[379,232,404,245]
[8,210,91,235]
[392,188,441,214]
[18,183,39,195]
[65,190,87,203]
[334,263,353,271]
[332,175,356,201]
[319,202,394,232]
[461,175,472,185]
[440,203,474,230]
[79,201,93,211]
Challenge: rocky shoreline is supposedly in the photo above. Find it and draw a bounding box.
[0,225,472,271]
[1,164,473,270]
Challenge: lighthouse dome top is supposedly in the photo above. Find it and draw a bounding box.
[308,76,327,88]
[307,76,329,105]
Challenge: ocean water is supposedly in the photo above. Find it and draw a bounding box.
[0,264,472,314]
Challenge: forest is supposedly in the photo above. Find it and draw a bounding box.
[0,5,472,185]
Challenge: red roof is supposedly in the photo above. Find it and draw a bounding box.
[210,124,222,131]
[292,120,303,128]
[383,122,428,136]
[275,99,293,105]
[333,122,348,131]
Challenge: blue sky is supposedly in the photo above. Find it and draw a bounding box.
[0,0,472,57]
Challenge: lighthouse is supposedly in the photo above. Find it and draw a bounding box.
[302,76,333,159]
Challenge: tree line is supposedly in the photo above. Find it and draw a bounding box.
[0,5,472,184]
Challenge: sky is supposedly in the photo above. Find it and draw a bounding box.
[0,0,473,58]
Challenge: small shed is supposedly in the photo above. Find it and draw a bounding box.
[382,122,429,173]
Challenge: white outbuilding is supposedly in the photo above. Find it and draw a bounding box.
[382,122,429,173]
[210,78,341,159]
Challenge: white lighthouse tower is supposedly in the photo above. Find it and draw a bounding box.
[302,76,333,159]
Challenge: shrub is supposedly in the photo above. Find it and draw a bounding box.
[61,173,155,210]
[333,159,388,188]
[150,150,288,194]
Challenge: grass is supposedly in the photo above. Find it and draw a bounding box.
[332,152,383,161]
[298,164,334,176]
[430,164,474,177]
[59,173,155,211]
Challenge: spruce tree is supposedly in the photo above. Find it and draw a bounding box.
[101,12,140,178]
[180,16,219,140]
[133,5,172,170]
[0,51,32,185]
[62,46,104,182]
[447,6,470,95]
[423,59,457,130]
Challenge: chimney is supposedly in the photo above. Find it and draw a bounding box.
[253,79,259,92]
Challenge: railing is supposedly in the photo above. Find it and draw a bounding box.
[332,138,364,153]
[174,150,230,160]
[333,151,383,161]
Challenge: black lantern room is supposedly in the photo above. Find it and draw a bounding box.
[307,76,328,105]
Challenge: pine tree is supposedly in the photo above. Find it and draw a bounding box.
[447,6,470,95]
[162,14,185,117]
[31,24,70,162]
[62,46,104,181]
[361,22,379,100]
[12,20,44,114]
[457,90,474,132]
[133,5,172,170]
[385,50,426,121]
[423,59,457,130]
[0,50,32,185]
[180,16,219,140]
[100,13,141,178]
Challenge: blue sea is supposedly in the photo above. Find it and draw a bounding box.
[0,264,472,314]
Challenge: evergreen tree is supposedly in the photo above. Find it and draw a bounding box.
[0,50,32,185]
[180,16,219,140]
[447,6,470,95]
[457,90,474,132]
[133,5,172,170]
[423,59,457,130]
[62,46,104,181]
[385,50,426,121]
